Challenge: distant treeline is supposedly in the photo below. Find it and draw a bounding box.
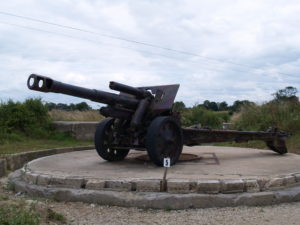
[174,86,299,113]
[173,100,254,114]
[175,86,299,128]
[45,99,253,113]
[45,102,92,111]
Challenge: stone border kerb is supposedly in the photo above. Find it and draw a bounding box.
[0,145,93,177]
[23,164,300,194]
[9,169,300,210]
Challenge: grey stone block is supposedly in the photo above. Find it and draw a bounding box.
[294,173,300,182]
[6,155,21,170]
[197,180,220,194]
[37,174,51,186]
[24,172,38,184]
[135,179,161,192]
[264,177,284,190]
[189,181,198,193]
[244,179,260,193]
[86,179,105,190]
[235,192,275,206]
[53,121,98,141]
[284,175,296,186]
[49,176,85,188]
[257,178,269,191]
[167,179,190,193]
[221,179,244,193]
[105,180,132,191]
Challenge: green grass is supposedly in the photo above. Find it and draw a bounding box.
[0,137,92,155]
[0,204,40,225]
[0,198,68,225]
[47,208,67,223]
[0,195,9,201]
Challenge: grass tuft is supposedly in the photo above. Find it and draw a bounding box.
[47,208,67,223]
[0,204,40,225]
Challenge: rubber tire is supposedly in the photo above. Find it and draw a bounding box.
[94,118,129,161]
[146,116,183,166]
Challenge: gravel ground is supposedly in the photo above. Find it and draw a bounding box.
[51,201,300,225]
[1,177,300,225]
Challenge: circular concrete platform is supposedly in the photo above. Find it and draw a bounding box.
[9,146,300,209]
[22,146,300,193]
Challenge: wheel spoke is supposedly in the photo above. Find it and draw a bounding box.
[95,118,130,161]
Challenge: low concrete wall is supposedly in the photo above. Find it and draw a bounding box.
[0,159,7,177]
[53,121,98,141]
[9,169,300,209]
[3,146,93,171]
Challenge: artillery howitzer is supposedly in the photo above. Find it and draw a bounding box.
[27,74,290,166]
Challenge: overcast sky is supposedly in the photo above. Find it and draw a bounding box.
[0,0,299,108]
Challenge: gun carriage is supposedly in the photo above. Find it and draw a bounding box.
[27,74,289,166]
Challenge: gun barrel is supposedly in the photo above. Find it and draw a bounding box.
[109,81,152,98]
[27,74,139,108]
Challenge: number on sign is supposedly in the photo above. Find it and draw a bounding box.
[163,158,171,167]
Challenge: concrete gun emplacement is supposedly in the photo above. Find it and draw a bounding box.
[27,74,290,166]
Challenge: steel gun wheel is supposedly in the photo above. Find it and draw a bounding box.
[94,118,130,161]
[146,116,183,166]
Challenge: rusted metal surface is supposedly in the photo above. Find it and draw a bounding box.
[183,126,289,154]
[27,73,291,166]
[139,84,180,115]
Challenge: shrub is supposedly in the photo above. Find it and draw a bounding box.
[0,98,53,143]
[181,106,229,128]
[232,100,300,132]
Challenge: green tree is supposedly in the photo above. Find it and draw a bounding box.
[203,100,218,111]
[272,86,298,102]
[75,102,92,111]
[218,101,228,111]
[0,98,52,142]
[45,102,92,111]
[173,101,186,112]
[45,102,56,110]
[181,106,226,128]
[230,100,255,113]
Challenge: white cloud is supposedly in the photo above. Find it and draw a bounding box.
[0,0,299,108]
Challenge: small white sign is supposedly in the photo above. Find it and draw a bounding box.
[163,158,171,168]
